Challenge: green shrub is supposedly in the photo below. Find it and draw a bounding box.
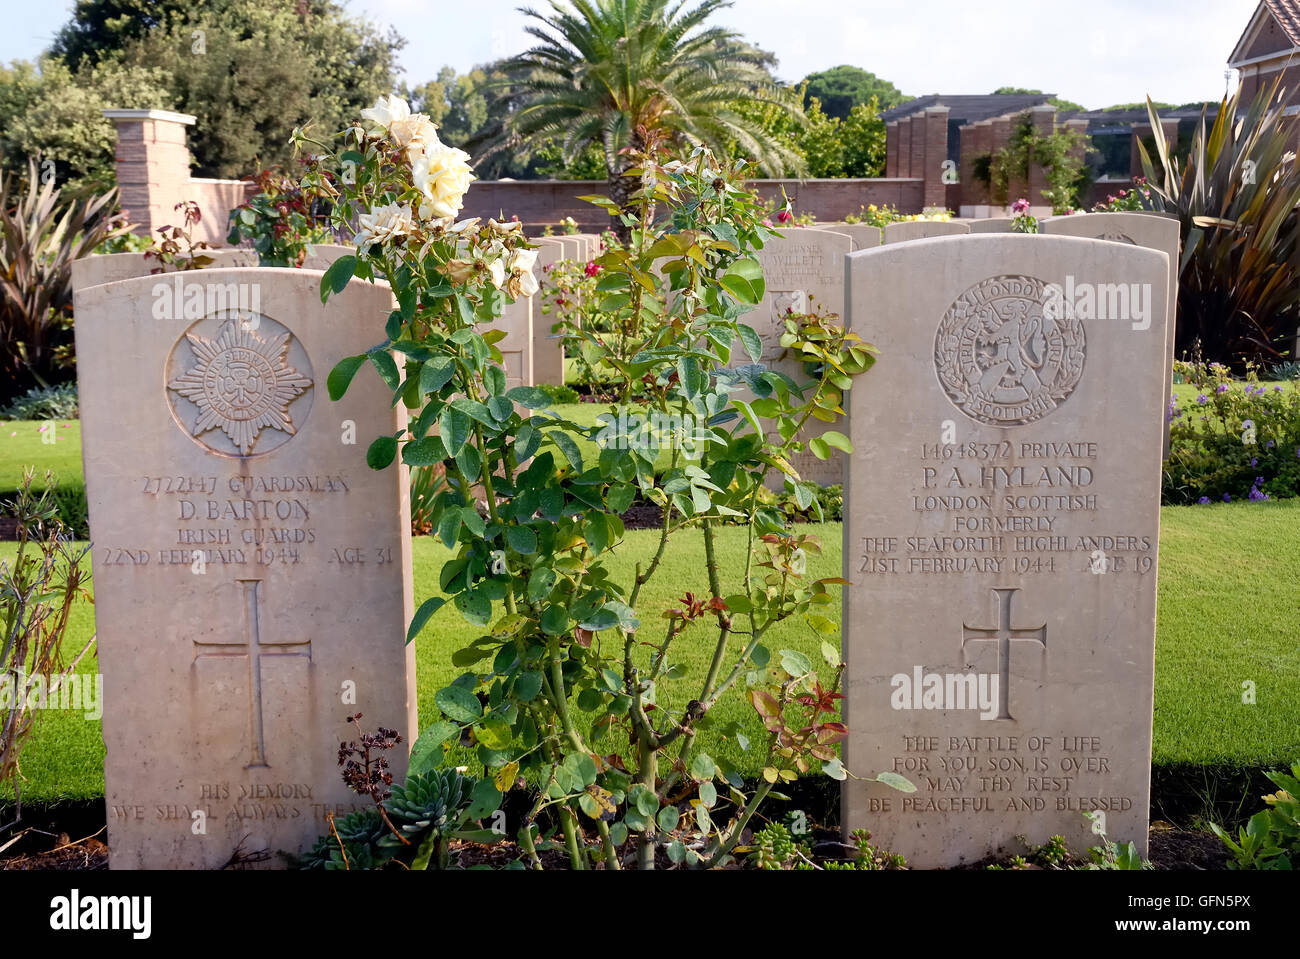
[1165,362,1300,504]
[534,382,580,405]
[1,383,78,420]
[1211,760,1300,870]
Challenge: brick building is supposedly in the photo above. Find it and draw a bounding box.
[1229,0,1300,139]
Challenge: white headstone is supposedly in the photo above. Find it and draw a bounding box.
[72,249,259,292]
[883,220,972,244]
[841,234,1169,868]
[74,267,417,869]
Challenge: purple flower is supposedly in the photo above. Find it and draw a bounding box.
[1223,493,1233,502]
[1266,440,1276,449]
[1216,384,1229,395]
[1249,486,1270,502]
[1274,386,1284,393]
[1197,393,1209,405]
[1198,496,1211,505]
[1251,458,1258,467]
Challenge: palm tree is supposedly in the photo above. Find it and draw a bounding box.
[491,0,804,226]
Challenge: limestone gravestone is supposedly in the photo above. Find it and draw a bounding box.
[841,234,1169,868]
[752,228,853,488]
[301,244,357,271]
[967,218,1016,233]
[74,267,417,868]
[809,223,882,251]
[72,249,259,292]
[531,238,567,386]
[498,281,535,390]
[883,220,971,244]
[557,235,584,264]
[1041,212,1181,456]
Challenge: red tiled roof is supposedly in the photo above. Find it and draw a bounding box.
[1263,0,1300,47]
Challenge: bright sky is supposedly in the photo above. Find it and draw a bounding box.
[0,0,1262,110]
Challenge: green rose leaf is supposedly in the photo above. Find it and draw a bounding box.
[476,716,513,750]
[875,771,917,793]
[780,649,813,677]
[366,435,397,469]
[466,778,502,820]
[327,354,367,401]
[408,720,459,775]
[526,566,557,602]
[505,525,538,555]
[405,596,446,644]
[515,670,544,701]
[420,357,455,395]
[453,590,491,626]
[505,386,553,409]
[403,436,444,467]
[435,685,482,723]
[319,254,356,303]
[366,348,399,390]
[689,752,716,782]
[551,432,584,473]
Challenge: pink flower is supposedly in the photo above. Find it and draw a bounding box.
[761,218,774,227]
[1011,198,1031,215]
[584,261,600,278]
[776,209,793,224]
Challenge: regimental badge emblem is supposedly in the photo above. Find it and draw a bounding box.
[934,275,1086,427]
[166,316,314,456]
[1098,232,1137,245]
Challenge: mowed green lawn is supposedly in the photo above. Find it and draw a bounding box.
[0,419,82,492]
[5,499,1300,802]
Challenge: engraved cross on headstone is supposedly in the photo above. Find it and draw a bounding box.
[961,587,1046,721]
[192,579,311,768]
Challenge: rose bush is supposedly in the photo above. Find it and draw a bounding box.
[301,97,908,870]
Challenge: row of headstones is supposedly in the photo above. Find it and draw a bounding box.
[73,215,1170,868]
[758,213,1180,486]
[71,232,607,394]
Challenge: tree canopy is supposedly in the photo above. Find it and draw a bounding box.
[801,65,906,119]
[493,0,805,215]
[1,0,403,185]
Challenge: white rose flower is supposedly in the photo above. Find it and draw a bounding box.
[506,247,540,298]
[489,217,523,235]
[359,95,411,137]
[412,143,477,221]
[390,114,442,161]
[509,247,538,274]
[355,201,415,253]
[487,258,507,290]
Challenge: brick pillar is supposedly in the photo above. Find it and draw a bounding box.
[908,115,926,188]
[103,108,197,238]
[1028,104,1056,213]
[897,117,913,177]
[886,121,899,178]
[989,116,1012,209]
[1065,118,1091,209]
[969,121,993,207]
[922,106,950,209]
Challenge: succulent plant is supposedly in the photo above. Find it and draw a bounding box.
[382,769,473,846]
